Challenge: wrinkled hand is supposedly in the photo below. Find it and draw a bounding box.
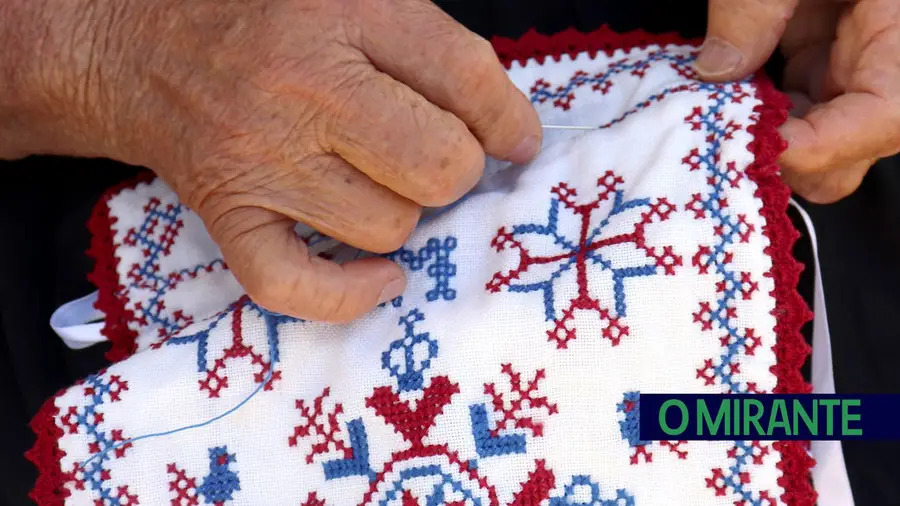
[695,0,900,203]
[2,0,541,321]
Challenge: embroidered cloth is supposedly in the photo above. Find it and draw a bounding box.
[28,28,814,506]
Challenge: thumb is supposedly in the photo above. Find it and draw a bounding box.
[695,0,799,81]
[209,207,407,323]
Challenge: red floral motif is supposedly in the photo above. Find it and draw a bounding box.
[484,364,558,438]
[289,388,352,464]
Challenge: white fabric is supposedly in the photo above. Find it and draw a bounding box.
[45,43,803,506]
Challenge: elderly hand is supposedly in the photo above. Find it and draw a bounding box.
[0,0,541,322]
[695,0,900,203]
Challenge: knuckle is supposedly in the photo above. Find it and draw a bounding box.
[182,166,246,215]
[295,153,334,190]
[244,260,333,321]
[414,148,482,207]
[471,88,514,136]
[207,209,300,316]
[292,260,360,324]
[802,172,864,205]
[450,36,503,102]
[367,205,420,253]
[241,261,297,315]
[245,277,292,315]
[416,178,462,207]
[801,151,837,173]
[318,65,377,134]
[806,186,849,205]
[737,0,796,15]
[206,205,263,250]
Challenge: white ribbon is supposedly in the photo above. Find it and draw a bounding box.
[49,291,108,350]
[790,198,854,506]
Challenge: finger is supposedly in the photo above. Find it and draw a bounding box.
[696,0,800,81]
[779,92,900,174]
[209,207,407,323]
[781,157,874,204]
[199,155,421,254]
[321,68,486,208]
[785,91,814,117]
[350,0,542,163]
[778,0,840,58]
[782,44,835,101]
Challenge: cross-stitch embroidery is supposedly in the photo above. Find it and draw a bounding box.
[386,236,459,305]
[31,29,814,506]
[680,81,776,506]
[167,447,241,506]
[617,391,689,465]
[530,49,698,111]
[121,198,228,338]
[290,308,634,505]
[679,84,762,395]
[522,46,788,505]
[486,171,681,349]
[151,296,295,398]
[470,364,558,458]
[59,373,137,505]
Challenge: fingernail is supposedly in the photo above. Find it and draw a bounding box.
[777,125,794,148]
[506,135,541,164]
[378,277,407,305]
[694,37,743,78]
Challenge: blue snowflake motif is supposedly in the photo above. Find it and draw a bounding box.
[486,171,682,349]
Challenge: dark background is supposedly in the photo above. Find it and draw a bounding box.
[1,1,897,504]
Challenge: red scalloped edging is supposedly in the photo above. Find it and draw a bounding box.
[493,26,815,505]
[85,171,156,363]
[28,173,156,504]
[492,26,702,69]
[748,73,816,506]
[25,390,68,506]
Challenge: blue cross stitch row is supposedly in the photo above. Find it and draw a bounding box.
[687,79,778,505]
[123,199,226,336]
[59,374,136,505]
[687,82,758,394]
[529,49,695,109]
